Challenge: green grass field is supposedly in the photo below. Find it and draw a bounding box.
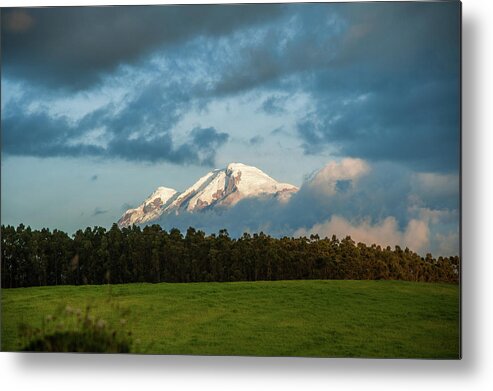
[1,280,460,358]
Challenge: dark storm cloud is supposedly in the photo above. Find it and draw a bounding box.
[296,77,459,171]
[106,133,184,163]
[206,2,460,172]
[1,104,105,158]
[2,74,229,165]
[83,81,188,138]
[2,2,460,173]
[211,3,459,96]
[333,2,460,72]
[189,127,230,166]
[291,2,460,173]
[212,4,345,96]
[1,4,284,90]
[104,127,228,164]
[1,95,229,165]
[191,127,229,149]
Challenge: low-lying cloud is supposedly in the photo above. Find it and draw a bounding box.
[154,158,459,256]
[306,158,369,196]
[295,216,429,253]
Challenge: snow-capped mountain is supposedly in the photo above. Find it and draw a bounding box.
[117,163,298,228]
[118,187,178,227]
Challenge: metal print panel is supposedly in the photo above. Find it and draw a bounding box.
[0,1,461,358]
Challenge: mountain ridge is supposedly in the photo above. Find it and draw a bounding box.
[118,162,298,228]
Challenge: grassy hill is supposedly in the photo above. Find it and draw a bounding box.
[1,280,460,358]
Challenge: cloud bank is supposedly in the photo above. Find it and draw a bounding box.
[2,3,460,172]
[1,5,283,90]
[2,92,229,165]
[154,159,459,256]
[295,216,430,254]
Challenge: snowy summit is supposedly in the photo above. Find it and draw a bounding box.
[118,163,298,228]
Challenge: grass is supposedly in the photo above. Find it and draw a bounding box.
[1,280,460,358]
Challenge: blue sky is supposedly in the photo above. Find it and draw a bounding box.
[1,3,460,255]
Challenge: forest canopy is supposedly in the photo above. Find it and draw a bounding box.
[1,224,459,288]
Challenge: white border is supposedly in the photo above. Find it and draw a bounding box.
[2,0,493,390]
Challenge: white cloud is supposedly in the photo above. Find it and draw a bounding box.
[413,172,459,198]
[408,206,458,225]
[435,232,460,256]
[294,215,429,253]
[307,158,370,196]
[404,219,430,253]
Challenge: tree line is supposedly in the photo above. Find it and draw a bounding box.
[1,224,459,288]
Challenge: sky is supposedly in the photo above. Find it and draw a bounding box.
[1,2,460,256]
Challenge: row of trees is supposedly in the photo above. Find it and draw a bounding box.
[1,224,459,288]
